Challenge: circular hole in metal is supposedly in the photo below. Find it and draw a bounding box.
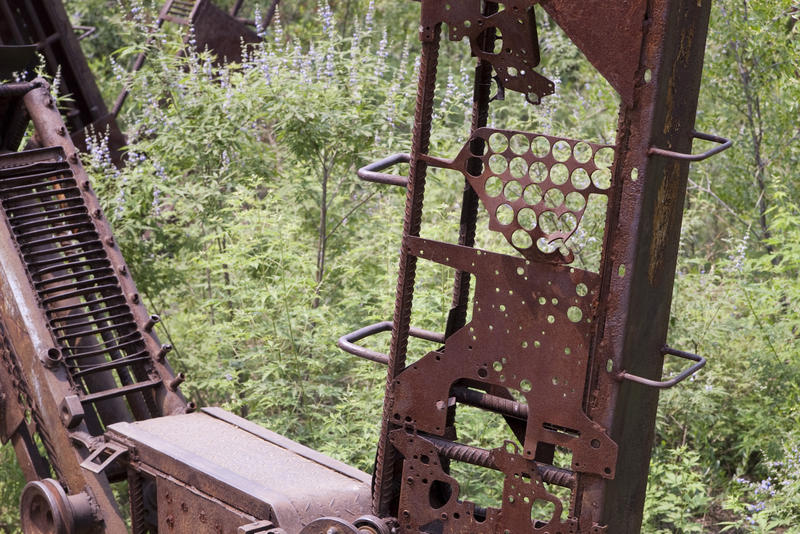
[573,142,592,163]
[631,167,639,181]
[559,212,577,233]
[512,229,533,249]
[466,156,484,177]
[509,134,530,155]
[576,283,588,297]
[571,168,591,190]
[509,157,527,179]
[489,154,508,174]
[504,180,522,201]
[531,136,550,157]
[591,168,612,189]
[520,379,532,392]
[489,132,509,153]
[529,161,547,183]
[565,192,586,212]
[538,211,558,234]
[543,189,564,209]
[517,207,537,230]
[485,176,503,197]
[496,204,514,225]
[523,183,542,205]
[567,306,583,322]
[594,147,615,169]
[550,163,569,185]
[552,140,571,162]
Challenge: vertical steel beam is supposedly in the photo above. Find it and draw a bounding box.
[577,0,714,530]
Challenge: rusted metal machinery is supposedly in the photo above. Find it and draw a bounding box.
[0,0,730,533]
[0,79,371,533]
[339,0,729,533]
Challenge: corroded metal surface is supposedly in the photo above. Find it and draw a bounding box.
[107,408,371,533]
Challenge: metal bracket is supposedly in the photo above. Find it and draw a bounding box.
[617,346,706,389]
[357,154,410,187]
[337,321,444,365]
[649,130,732,162]
[79,441,128,474]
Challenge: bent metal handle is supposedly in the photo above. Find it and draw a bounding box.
[356,153,410,187]
[337,321,444,365]
[649,130,732,162]
[618,346,707,389]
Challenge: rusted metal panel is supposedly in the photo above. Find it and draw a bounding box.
[539,0,646,106]
[108,409,371,532]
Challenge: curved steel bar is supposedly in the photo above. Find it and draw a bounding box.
[337,320,445,365]
[356,153,411,187]
[618,345,706,389]
[649,130,732,162]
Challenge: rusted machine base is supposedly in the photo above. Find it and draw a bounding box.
[107,407,372,533]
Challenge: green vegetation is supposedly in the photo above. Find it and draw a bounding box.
[1,0,798,532]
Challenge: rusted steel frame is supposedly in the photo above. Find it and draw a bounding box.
[337,321,444,365]
[373,26,442,516]
[575,1,715,530]
[420,433,576,488]
[446,2,497,339]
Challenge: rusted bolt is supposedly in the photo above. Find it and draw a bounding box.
[144,314,160,332]
[168,373,185,391]
[42,348,62,368]
[165,492,172,503]
[401,510,410,519]
[156,344,172,361]
[180,502,188,513]
[199,510,207,523]
[56,126,66,136]
[165,515,175,529]
[128,293,139,304]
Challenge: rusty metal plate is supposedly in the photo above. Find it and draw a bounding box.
[425,127,615,263]
[539,0,646,105]
[420,0,554,103]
